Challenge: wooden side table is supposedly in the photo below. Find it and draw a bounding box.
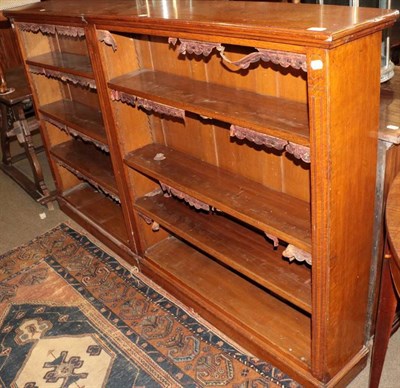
[0,66,54,207]
[369,172,400,387]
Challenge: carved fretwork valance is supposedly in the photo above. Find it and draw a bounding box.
[230,125,310,163]
[17,22,85,37]
[160,182,213,212]
[29,66,96,89]
[282,244,312,265]
[42,115,109,152]
[169,38,307,72]
[54,159,120,203]
[110,90,185,119]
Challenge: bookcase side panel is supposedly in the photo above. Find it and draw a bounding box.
[309,32,382,380]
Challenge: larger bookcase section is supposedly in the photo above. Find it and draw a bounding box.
[101,31,312,367]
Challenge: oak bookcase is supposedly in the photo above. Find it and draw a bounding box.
[5,1,398,386]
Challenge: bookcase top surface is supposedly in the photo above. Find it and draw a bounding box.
[5,0,398,47]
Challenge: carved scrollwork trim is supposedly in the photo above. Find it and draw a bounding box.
[138,212,153,225]
[282,244,312,265]
[229,49,307,72]
[145,188,164,197]
[169,37,307,72]
[42,115,109,152]
[17,22,56,34]
[169,37,223,57]
[29,66,96,89]
[230,125,287,151]
[97,30,117,51]
[17,22,84,37]
[55,25,85,37]
[286,142,311,163]
[110,90,136,106]
[230,124,310,163]
[160,182,211,211]
[265,232,279,248]
[136,97,185,119]
[55,159,120,203]
[110,90,185,119]
[137,212,160,231]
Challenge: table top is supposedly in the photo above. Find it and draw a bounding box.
[0,66,31,106]
[387,172,400,266]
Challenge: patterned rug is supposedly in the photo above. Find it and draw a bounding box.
[0,224,301,388]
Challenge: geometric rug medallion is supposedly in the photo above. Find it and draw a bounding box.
[0,224,301,387]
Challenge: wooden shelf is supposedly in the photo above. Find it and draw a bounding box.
[51,140,119,200]
[61,184,128,245]
[26,52,93,78]
[145,236,311,365]
[39,99,107,147]
[109,69,309,146]
[136,193,312,312]
[126,144,311,252]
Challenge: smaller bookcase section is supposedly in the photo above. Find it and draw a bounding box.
[13,20,132,258]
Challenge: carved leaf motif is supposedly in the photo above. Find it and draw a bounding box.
[98,30,117,51]
[286,142,311,163]
[282,245,312,265]
[160,182,211,211]
[230,125,287,151]
[29,66,96,89]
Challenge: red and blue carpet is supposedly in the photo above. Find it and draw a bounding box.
[0,224,301,387]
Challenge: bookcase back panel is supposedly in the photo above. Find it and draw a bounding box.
[52,158,82,192]
[68,85,101,111]
[57,35,89,56]
[111,100,154,154]
[30,74,65,106]
[152,115,311,201]
[19,30,56,57]
[19,29,89,59]
[42,121,72,148]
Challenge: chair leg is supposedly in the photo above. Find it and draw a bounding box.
[369,255,399,388]
[1,104,12,164]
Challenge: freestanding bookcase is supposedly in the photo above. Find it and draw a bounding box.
[5,1,398,386]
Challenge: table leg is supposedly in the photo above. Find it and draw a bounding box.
[15,106,49,196]
[369,252,399,388]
